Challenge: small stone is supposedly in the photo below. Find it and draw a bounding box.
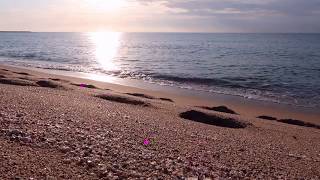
[55,124,62,128]
[60,146,71,153]
[87,160,95,168]
[63,158,72,164]
[98,171,108,178]
[7,129,26,137]
[288,153,306,159]
[98,163,105,168]
[16,114,23,118]
[107,172,114,178]
[186,177,198,180]
[83,150,91,157]
[46,138,56,144]
[77,158,86,165]
[113,164,120,169]
[45,176,55,180]
[20,136,32,143]
[0,129,7,134]
[163,168,170,174]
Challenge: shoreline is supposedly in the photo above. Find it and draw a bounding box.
[1,55,318,111]
[1,64,319,123]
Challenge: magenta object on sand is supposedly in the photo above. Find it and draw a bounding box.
[144,139,150,145]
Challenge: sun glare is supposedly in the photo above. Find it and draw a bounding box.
[85,0,127,11]
[89,32,122,70]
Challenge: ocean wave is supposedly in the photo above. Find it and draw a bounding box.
[0,52,68,62]
[0,52,37,59]
[151,74,245,88]
[41,67,75,72]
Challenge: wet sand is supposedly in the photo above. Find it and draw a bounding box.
[0,65,319,179]
[3,65,320,124]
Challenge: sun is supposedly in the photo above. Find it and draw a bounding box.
[85,0,127,12]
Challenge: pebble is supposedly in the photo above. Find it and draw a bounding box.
[45,138,57,144]
[98,170,108,178]
[16,113,24,118]
[46,176,55,180]
[6,129,26,137]
[288,153,306,159]
[20,136,32,143]
[63,158,72,164]
[87,160,96,168]
[107,172,115,178]
[59,146,71,153]
[186,177,198,180]
[55,124,62,128]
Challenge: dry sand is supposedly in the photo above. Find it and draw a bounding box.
[0,65,319,179]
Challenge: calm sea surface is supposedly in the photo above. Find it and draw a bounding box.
[0,32,319,108]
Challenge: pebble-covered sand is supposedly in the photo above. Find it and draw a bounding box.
[0,67,320,179]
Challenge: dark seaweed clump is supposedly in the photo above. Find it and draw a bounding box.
[96,94,150,107]
[278,119,320,129]
[180,110,248,129]
[200,106,238,115]
[257,116,277,121]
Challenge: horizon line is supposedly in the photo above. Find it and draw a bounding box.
[1,30,320,34]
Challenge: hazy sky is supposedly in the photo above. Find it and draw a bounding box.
[0,0,320,32]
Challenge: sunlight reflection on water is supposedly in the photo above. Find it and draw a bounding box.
[88,32,122,71]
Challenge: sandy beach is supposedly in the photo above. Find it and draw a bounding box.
[0,64,320,179]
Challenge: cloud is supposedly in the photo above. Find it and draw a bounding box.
[144,0,320,16]
[135,0,320,32]
[0,0,319,32]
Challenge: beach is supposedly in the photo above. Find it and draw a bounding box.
[0,64,319,179]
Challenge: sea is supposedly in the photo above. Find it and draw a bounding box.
[0,32,319,108]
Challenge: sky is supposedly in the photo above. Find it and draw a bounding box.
[0,0,320,32]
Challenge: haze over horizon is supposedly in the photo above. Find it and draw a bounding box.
[1,0,320,33]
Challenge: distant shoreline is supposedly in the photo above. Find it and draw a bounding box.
[0,31,32,33]
[0,31,320,34]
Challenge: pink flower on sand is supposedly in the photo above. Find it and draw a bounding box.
[144,139,150,145]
